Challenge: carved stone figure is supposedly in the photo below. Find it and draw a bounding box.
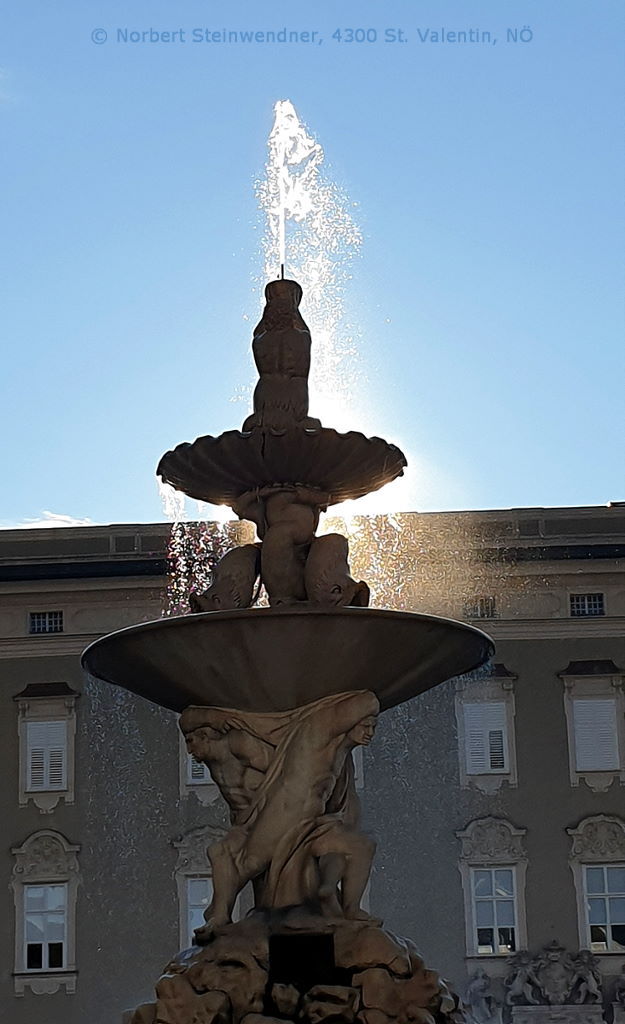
[242,278,321,434]
[355,952,456,1024]
[127,1004,157,1024]
[180,691,379,940]
[271,982,301,1017]
[218,495,370,608]
[232,485,328,605]
[571,950,602,1004]
[464,970,500,1023]
[533,941,575,1005]
[155,925,267,1024]
[305,534,370,607]
[190,545,261,612]
[505,951,539,1006]
[614,964,625,1005]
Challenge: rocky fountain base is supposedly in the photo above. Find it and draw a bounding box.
[125,907,460,1024]
[83,278,492,1024]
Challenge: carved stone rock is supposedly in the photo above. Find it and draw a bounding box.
[140,911,459,1024]
[300,984,359,1024]
[125,1004,157,1024]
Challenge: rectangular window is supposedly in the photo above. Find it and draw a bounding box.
[573,699,619,772]
[570,593,605,617]
[29,611,64,635]
[26,721,68,791]
[186,754,212,785]
[464,703,509,774]
[471,867,517,955]
[24,884,67,971]
[465,596,496,620]
[584,865,625,952]
[186,877,214,946]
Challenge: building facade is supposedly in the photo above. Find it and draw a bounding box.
[0,505,624,1023]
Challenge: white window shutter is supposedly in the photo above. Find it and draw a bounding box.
[573,699,619,771]
[464,703,508,774]
[28,747,46,789]
[26,721,67,790]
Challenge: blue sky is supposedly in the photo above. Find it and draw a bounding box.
[2,0,624,526]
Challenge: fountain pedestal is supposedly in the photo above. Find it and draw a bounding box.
[126,908,461,1024]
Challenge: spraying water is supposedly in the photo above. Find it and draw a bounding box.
[256,99,363,430]
[157,99,531,707]
[161,100,367,611]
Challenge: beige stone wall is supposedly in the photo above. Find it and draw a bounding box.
[0,508,623,1021]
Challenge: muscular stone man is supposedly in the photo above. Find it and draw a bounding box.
[184,718,273,824]
[180,690,379,939]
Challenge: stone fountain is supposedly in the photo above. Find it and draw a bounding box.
[82,278,494,1024]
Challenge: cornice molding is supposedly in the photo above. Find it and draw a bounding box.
[0,634,102,659]
[469,617,625,641]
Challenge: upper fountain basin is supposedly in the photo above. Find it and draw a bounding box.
[81,606,494,714]
[157,427,407,506]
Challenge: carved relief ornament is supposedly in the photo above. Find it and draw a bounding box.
[11,830,80,881]
[173,823,226,875]
[567,815,625,862]
[457,817,527,864]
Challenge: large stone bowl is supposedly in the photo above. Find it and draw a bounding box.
[81,607,493,713]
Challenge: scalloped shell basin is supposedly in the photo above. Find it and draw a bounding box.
[81,607,494,714]
[157,428,407,506]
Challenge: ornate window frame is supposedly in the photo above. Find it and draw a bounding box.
[11,830,80,996]
[457,817,528,975]
[174,824,233,949]
[559,663,625,793]
[568,813,625,966]
[14,683,79,813]
[455,666,518,794]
